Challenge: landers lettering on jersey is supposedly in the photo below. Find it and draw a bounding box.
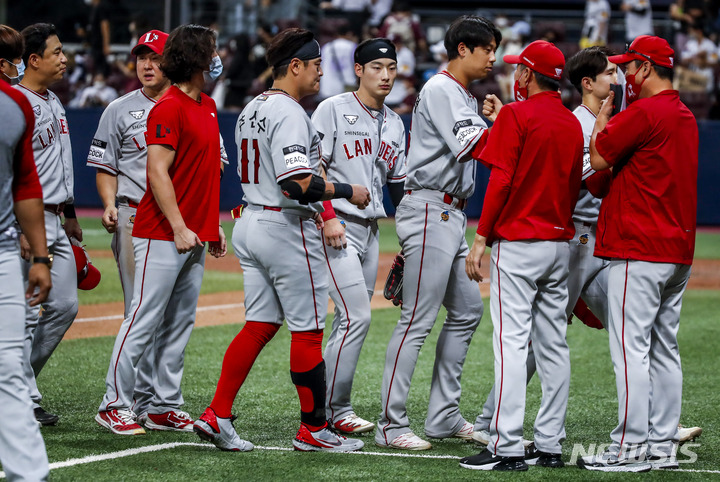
[283,144,310,168]
[129,110,145,120]
[343,138,372,160]
[378,140,399,170]
[88,138,107,162]
[453,119,480,147]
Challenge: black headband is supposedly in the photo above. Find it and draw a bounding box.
[273,39,321,69]
[354,39,397,65]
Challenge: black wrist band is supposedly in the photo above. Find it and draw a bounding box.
[332,183,353,200]
[63,204,77,219]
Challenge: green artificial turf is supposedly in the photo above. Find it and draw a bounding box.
[20,289,720,481]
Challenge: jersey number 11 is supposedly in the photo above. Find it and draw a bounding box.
[239,138,260,184]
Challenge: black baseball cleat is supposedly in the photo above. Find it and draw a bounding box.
[460,448,528,471]
[34,407,59,426]
[525,443,564,468]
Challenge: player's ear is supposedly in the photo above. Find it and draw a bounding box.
[581,76,593,93]
[457,42,467,58]
[354,63,363,78]
[289,58,301,75]
[28,53,41,69]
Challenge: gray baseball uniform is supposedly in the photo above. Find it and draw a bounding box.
[88,88,158,417]
[15,84,78,409]
[311,92,406,424]
[0,82,49,482]
[473,103,611,437]
[233,90,328,331]
[376,71,485,446]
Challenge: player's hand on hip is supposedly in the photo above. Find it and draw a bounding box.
[323,217,347,250]
[482,94,503,122]
[19,234,31,261]
[101,206,119,233]
[208,224,227,258]
[26,263,52,306]
[174,227,202,254]
[64,218,83,242]
[349,185,371,209]
[465,234,487,282]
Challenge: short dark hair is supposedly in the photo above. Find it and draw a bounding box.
[0,24,24,61]
[633,59,674,82]
[445,15,501,61]
[266,28,314,79]
[161,24,215,84]
[566,46,612,94]
[20,23,57,65]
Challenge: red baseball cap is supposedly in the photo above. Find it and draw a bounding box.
[608,35,675,69]
[504,40,565,80]
[71,244,101,290]
[131,30,168,56]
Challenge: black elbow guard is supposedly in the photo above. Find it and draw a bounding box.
[280,174,326,204]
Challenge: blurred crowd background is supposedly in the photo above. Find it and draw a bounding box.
[6,0,720,119]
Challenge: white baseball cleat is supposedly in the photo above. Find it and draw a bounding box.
[293,423,364,452]
[333,413,375,434]
[677,425,702,444]
[95,409,146,435]
[451,421,475,440]
[472,429,533,448]
[377,432,432,451]
[193,407,254,452]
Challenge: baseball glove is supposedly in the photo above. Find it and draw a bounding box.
[383,252,405,306]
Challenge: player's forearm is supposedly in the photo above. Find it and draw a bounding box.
[96,170,118,209]
[149,170,186,232]
[14,198,49,257]
[387,181,405,208]
[589,130,611,171]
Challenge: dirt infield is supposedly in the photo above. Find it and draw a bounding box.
[67,252,720,340]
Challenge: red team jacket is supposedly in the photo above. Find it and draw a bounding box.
[594,90,698,265]
[477,91,584,242]
[133,86,221,242]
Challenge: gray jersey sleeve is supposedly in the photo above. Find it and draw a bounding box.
[424,81,485,161]
[87,102,122,174]
[386,113,407,183]
[310,99,338,170]
[271,108,316,182]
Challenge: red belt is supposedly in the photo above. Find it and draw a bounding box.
[263,206,281,212]
[128,200,139,209]
[404,190,467,210]
[44,203,65,215]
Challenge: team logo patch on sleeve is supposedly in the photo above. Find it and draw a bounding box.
[343,114,359,125]
[129,109,145,120]
[32,105,41,117]
[282,144,310,169]
[452,119,480,147]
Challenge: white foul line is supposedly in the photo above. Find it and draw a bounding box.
[1,442,718,478]
[75,303,246,323]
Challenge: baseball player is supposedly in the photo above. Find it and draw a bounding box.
[462,40,583,471]
[375,16,501,451]
[96,24,226,435]
[194,28,370,453]
[311,37,406,434]
[16,23,81,426]
[578,36,698,472]
[0,24,51,481]
[87,30,202,430]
